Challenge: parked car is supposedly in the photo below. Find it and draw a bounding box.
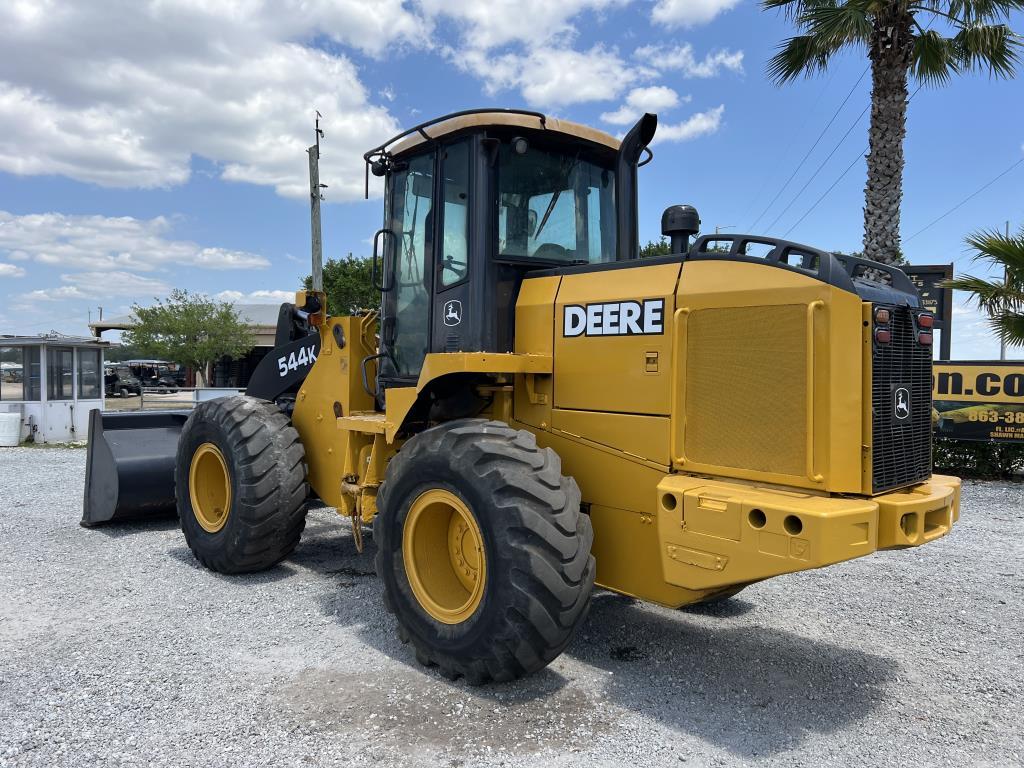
[104,366,142,398]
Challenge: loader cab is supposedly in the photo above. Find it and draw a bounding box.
[368,110,649,391]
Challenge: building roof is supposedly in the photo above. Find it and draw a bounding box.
[88,302,282,347]
[0,333,109,348]
[89,302,282,335]
[389,111,621,158]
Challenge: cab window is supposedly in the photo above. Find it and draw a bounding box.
[440,140,470,287]
[388,152,434,376]
[496,143,615,264]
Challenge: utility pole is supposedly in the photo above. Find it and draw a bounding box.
[308,112,327,293]
[1001,219,1009,361]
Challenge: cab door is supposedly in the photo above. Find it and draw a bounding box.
[380,151,435,386]
[431,139,473,354]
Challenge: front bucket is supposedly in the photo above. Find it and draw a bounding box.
[82,408,191,527]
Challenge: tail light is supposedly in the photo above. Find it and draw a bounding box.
[918,332,933,346]
[875,328,892,344]
[918,313,934,329]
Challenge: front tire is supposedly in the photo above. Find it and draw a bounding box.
[375,419,595,684]
[175,396,307,573]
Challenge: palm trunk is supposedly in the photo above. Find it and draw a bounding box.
[863,14,913,265]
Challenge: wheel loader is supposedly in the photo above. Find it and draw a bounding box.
[83,108,961,684]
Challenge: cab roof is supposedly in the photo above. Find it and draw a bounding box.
[370,109,620,162]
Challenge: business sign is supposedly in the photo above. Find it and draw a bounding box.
[903,264,953,359]
[933,361,1024,442]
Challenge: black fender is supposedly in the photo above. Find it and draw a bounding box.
[245,334,321,401]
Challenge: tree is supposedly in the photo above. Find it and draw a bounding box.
[640,238,672,258]
[764,0,1022,264]
[304,254,379,315]
[105,342,144,363]
[122,289,253,386]
[945,226,1024,348]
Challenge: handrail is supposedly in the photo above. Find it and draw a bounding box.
[805,301,825,483]
[363,108,549,198]
[669,307,690,467]
[363,108,548,164]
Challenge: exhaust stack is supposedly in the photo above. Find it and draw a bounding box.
[615,113,658,261]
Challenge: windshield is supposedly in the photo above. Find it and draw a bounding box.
[496,143,615,264]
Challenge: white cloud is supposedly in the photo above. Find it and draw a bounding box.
[600,86,686,125]
[0,210,270,272]
[0,1,742,198]
[422,0,627,50]
[0,1,417,200]
[456,45,646,108]
[215,290,297,304]
[0,263,26,278]
[654,105,725,143]
[432,1,654,109]
[19,271,170,303]
[635,43,744,77]
[651,0,743,28]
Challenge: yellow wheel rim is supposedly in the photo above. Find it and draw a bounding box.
[402,489,486,625]
[189,442,232,533]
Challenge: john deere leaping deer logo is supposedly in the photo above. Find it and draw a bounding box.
[894,387,911,421]
[443,299,462,327]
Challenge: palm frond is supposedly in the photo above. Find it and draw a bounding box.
[767,34,845,82]
[947,228,1024,329]
[944,275,1018,312]
[912,0,1024,25]
[965,226,1024,279]
[797,2,873,47]
[762,0,836,23]
[912,30,959,84]
[952,23,1022,77]
[988,312,1024,348]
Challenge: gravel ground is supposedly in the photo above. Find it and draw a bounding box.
[1,446,1022,767]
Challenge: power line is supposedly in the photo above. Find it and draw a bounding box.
[765,103,870,232]
[783,147,867,238]
[778,84,925,237]
[905,157,1024,242]
[757,13,938,238]
[736,70,838,224]
[747,67,868,232]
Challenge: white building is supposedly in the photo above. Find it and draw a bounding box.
[0,335,109,443]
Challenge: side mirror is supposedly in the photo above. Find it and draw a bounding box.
[527,209,538,238]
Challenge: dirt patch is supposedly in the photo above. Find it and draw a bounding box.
[281,666,612,759]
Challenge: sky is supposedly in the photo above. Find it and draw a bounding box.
[0,0,1021,358]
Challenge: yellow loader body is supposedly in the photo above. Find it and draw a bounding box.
[293,253,960,608]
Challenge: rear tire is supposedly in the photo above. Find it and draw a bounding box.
[175,396,308,573]
[375,419,595,684]
[118,386,129,398]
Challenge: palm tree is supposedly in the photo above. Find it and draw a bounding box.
[764,0,1022,264]
[946,227,1024,348]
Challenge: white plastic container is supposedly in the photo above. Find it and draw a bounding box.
[0,412,22,447]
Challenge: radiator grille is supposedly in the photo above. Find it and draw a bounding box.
[871,305,932,493]
[685,305,807,477]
